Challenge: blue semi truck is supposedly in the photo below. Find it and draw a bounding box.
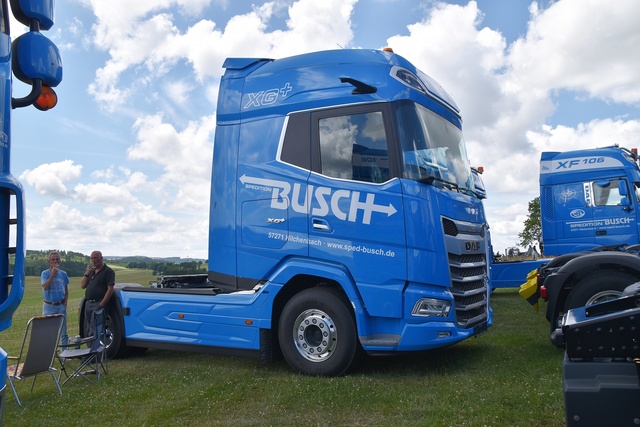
[539,145,640,253]
[491,145,640,289]
[0,0,62,416]
[95,48,493,376]
[515,145,640,336]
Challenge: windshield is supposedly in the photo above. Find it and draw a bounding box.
[396,102,472,191]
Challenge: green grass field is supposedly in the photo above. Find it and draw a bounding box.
[1,271,566,426]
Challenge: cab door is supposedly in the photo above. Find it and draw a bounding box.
[307,105,407,318]
[593,178,638,246]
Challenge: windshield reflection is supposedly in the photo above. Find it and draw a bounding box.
[396,102,472,191]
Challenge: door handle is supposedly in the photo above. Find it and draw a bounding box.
[312,218,331,231]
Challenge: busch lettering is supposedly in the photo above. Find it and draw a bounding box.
[239,175,396,225]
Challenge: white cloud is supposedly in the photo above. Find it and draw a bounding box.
[19,160,83,196]
[87,0,357,111]
[508,0,640,105]
[73,182,136,204]
[26,201,104,252]
[127,113,214,209]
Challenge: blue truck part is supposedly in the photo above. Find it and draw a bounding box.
[517,146,640,336]
[0,0,62,415]
[110,48,492,376]
[493,145,640,290]
[490,259,547,289]
[540,145,640,255]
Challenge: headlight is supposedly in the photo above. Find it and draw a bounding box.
[411,298,451,317]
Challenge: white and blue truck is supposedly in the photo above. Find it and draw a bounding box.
[0,0,62,417]
[93,48,493,376]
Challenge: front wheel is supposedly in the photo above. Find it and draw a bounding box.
[278,287,361,376]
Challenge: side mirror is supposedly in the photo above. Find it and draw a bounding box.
[11,32,62,109]
[618,180,629,196]
[9,0,55,30]
[9,0,62,109]
[11,32,62,86]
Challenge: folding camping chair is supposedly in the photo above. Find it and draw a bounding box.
[57,309,107,385]
[6,314,64,406]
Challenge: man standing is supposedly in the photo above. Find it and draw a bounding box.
[80,251,115,337]
[41,251,70,346]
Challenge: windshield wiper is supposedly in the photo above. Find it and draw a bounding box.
[417,175,459,191]
[458,187,478,197]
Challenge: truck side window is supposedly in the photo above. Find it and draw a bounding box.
[280,113,311,170]
[318,111,390,183]
[592,179,623,206]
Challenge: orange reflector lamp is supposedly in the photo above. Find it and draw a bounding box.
[34,85,58,111]
[245,320,253,325]
[178,314,184,319]
[383,47,394,52]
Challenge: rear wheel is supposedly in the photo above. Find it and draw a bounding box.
[278,287,361,376]
[565,270,636,310]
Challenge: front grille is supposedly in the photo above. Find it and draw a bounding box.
[442,217,489,329]
[442,218,458,236]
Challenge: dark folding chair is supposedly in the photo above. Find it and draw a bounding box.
[6,314,64,406]
[57,309,107,385]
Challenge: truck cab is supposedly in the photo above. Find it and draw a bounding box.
[540,146,640,255]
[520,146,640,337]
[115,49,492,376]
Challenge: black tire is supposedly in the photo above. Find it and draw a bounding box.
[565,270,637,311]
[105,305,125,359]
[278,287,361,376]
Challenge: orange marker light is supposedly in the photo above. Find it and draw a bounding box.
[245,320,253,325]
[178,314,185,319]
[34,85,58,111]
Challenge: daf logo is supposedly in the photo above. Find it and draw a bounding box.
[465,241,479,251]
[569,209,585,219]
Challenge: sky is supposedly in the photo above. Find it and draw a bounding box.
[7,0,640,259]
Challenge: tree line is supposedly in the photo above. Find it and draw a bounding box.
[21,250,207,277]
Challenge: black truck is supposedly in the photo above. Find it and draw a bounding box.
[521,244,640,343]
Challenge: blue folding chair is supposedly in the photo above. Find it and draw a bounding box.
[57,309,107,385]
[6,314,64,406]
